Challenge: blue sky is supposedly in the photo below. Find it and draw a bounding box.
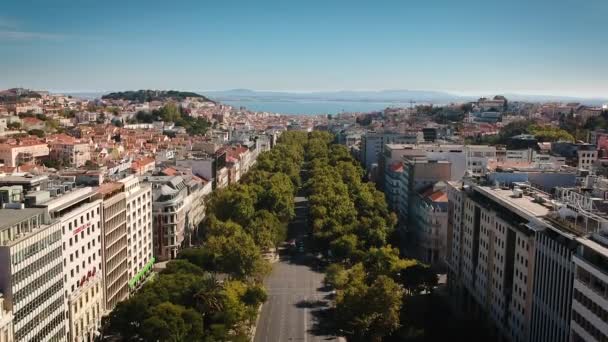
[1,0,607,97]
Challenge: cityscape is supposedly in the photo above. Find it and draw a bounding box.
[1,1,607,342]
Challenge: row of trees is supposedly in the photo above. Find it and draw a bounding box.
[469,119,576,145]
[103,131,309,341]
[304,132,437,341]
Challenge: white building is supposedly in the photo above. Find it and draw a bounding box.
[571,233,608,342]
[577,149,598,170]
[118,176,154,291]
[464,145,496,176]
[0,208,66,342]
[42,187,104,342]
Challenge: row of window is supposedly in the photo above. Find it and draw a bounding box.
[573,288,608,323]
[13,264,62,306]
[13,247,61,285]
[572,310,608,342]
[11,230,61,266]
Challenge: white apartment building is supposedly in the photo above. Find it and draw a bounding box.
[577,149,598,170]
[0,295,13,342]
[118,176,154,291]
[465,145,496,176]
[42,187,104,342]
[0,208,66,342]
[97,183,129,311]
[571,233,608,342]
[448,178,608,342]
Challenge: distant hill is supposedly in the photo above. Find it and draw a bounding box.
[101,90,214,103]
[204,89,465,104]
[204,89,608,106]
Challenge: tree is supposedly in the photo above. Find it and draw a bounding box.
[206,184,257,226]
[141,302,204,342]
[160,103,182,122]
[330,234,359,261]
[245,210,285,250]
[204,226,270,279]
[6,121,20,130]
[27,129,45,138]
[399,263,438,295]
[335,264,404,341]
[363,246,417,281]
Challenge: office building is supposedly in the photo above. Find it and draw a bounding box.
[118,176,154,291]
[41,187,104,342]
[571,232,608,342]
[97,182,129,311]
[0,208,66,341]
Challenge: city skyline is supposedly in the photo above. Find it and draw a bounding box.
[1,0,607,97]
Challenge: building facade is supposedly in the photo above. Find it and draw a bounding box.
[43,188,104,342]
[97,183,129,311]
[0,295,13,342]
[571,235,608,342]
[118,176,154,291]
[0,208,66,342]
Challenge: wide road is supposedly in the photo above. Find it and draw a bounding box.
[254,196,338,342]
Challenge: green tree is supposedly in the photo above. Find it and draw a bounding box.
[141,302,204,342]
[160,103,182,122]
[27,129,45,138]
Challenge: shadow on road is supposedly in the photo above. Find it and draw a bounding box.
[294,299,328,309]
[307,306,341,339]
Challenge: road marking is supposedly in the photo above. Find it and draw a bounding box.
[303,299,308,342]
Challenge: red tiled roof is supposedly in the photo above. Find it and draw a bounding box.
[389,162,403,172]
[427,190,448,202]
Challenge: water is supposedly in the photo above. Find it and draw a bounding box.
[223,99,411,115]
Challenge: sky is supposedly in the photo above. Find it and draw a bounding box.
[1,0,607,97]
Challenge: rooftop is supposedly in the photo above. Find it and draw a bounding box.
[475,185,553,218]
[0,207,46,231]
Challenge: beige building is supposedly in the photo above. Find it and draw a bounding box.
[0,143,49,167]
[50,142,91,167]
[118,176,154,291]
[97,183,129,311]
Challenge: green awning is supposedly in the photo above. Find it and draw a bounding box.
[128,257,155,289]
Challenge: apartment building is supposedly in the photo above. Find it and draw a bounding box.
[0,143,49,167]
[97,182,129,311]
[0,295,13,342]
[465,145,496,176]
[571,233,608,342]
[410,182,449,265]
[118,176,154,291]
[398,157,451,228]
[145,176,188,260]
[447,182,543,342]
[49,142,90,167]
[447,177,608,342]
[0,208,66,342]
[578,149,598,171]
[361,131,422,172]
[40,187,104,342]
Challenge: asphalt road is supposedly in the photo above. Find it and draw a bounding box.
[254,196,338,342]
